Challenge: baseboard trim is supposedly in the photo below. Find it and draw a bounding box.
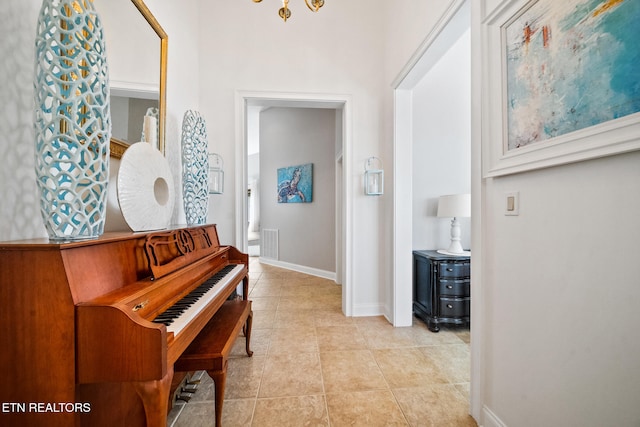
[351,303,386,318]
[258,257,336,281]
[482,405,507,427]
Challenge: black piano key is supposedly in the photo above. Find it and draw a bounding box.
[151,264,238,326]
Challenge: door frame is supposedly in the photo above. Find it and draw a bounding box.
[391,0,482,421]
[234,90,354,314]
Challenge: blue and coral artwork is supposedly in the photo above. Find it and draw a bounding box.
[277,163,313,203]
[505,0,640,150]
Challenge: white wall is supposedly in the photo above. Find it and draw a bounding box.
[481,153,640,427]
[259,107,336,273]
[197,0,389,315]
[0,0,46,241]
[474,1,640,426]
[96,0,159,90]
[412,29,471,251]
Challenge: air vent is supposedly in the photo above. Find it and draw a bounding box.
[261,229,279,260]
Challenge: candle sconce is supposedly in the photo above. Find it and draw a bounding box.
[208,153,224,194]
[364,156,384,196]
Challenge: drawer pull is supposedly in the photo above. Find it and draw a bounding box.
[447,304,453,309]
[446,268,453,272]
[446,285,453,289]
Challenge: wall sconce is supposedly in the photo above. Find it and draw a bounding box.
[208,153,224,194]
[364,157,384,196]
[437,193,471,256]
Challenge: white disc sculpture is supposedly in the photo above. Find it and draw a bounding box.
[117,142,174,232]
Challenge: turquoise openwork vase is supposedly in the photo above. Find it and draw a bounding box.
[181,110,209,225]
[34,0,111,240]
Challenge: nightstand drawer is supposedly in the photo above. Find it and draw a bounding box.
[439,297,470,318]
[438,262,470,278]
[438,279,470,297]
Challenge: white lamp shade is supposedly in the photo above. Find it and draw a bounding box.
[437,193,471,218]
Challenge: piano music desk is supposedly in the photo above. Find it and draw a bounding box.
[174,299,253,427]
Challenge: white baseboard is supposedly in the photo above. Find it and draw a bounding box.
[351,303,386,318]
[258,257,336,281]
[482,405,507,427]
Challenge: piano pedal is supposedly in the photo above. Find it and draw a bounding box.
[176,392,194,403]
[183,383,199,393]
[170,373,202,408]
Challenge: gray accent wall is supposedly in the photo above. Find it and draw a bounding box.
[259,107,336,273]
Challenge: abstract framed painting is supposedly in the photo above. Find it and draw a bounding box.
[277,163,313,203]
[481,0,640,177]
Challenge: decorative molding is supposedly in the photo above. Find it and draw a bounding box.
[110,80,159,100]
[144,225,220,280]
[392,0,470,89]
[110,137,129,159]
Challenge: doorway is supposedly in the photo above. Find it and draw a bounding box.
[391,0,480,420]
[236,92,353,313]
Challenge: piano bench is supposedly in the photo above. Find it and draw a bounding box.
[174,299,253,427]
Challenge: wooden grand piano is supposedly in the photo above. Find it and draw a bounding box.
[0,224,249,426]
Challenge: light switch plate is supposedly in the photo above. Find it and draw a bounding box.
[505,191,519,216]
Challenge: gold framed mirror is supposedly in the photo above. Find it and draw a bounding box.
[96,0,168,158]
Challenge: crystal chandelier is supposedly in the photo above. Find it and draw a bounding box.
[252,0,325,22]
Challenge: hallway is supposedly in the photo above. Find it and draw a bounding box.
[168,258,476,426]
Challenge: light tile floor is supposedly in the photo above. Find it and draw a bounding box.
[167,258,477,426]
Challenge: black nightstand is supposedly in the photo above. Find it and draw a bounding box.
[413,250,470,332]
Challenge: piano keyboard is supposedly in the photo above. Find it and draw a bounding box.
[152,264,245,335]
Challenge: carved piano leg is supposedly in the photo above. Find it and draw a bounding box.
[242,275,249,300]
[208,360,228,427]
[132,365,174,427]
[245,309,254,357]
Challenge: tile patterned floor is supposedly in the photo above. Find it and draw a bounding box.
[167,258,477,426]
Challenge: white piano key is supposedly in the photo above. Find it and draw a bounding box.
[163,264,245,336]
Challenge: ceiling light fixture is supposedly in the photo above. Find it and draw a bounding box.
[252,0,324,22]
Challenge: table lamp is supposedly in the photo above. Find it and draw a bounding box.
[437,193,470,256]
